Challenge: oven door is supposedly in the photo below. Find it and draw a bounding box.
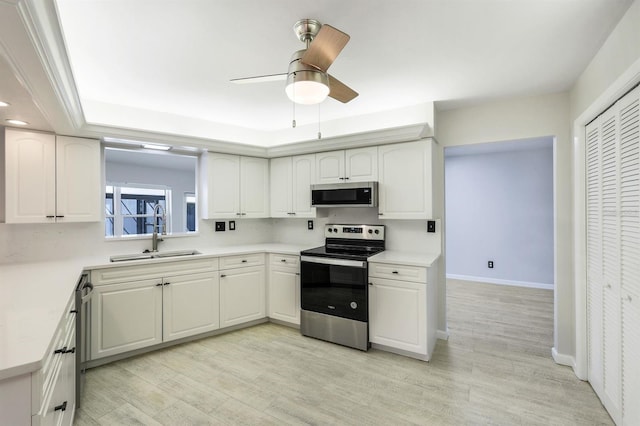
[300,256,368,322]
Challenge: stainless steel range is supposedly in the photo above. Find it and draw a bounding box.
[300,224,385,351]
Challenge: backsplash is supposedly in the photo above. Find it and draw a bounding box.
[0,209,440,265]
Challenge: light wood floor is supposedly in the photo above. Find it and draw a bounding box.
[74,280,612,425]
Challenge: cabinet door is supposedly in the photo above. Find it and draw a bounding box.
[292,154,316,217]
[269,267,300,324]
[270,157,292,217]
[205,153,240,219]
[219,266,266,328]
[378,140,432,219]
[369,277,426,354]
[240,156,269,218]
[345,147,377,182]
[316,150,345,184]
[55,136,101,222]
[163,272,219,342]
[4,129,56,223]
[90,279,162,359]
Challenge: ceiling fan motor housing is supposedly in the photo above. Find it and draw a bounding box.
[286,49,329,104]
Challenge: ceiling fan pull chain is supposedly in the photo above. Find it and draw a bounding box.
[292,73,297,128]
[318,103,322,139]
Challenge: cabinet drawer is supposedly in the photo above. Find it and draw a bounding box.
[368,262,427,283]
[270,253,299,269]
[33,294,75,412]
[220,253,265,269]
[91,257,219,285]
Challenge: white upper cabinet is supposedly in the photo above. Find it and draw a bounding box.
[240,156,270,218]
[2,129,100,223]
[378,140,434,219]
[270,154,316,218]
[55,136,102,222]
[316,147,377,184]
[201,152,269,219]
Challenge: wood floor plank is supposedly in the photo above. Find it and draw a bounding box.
[75,279,613,425]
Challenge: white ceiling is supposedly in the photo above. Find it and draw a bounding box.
[0,0,634,148]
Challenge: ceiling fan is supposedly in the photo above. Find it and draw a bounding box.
[230,19,358,105]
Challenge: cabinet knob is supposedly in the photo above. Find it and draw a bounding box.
[54,401,67,412]
[295,273,300,276]
[220,274,226,278]
[369,282,373,286]
[624,294,633,302]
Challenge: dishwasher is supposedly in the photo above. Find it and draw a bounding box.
[74,273,93,408]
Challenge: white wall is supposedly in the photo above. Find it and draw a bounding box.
[569,0,640,379]
[436,91,572,359]
[445,144,554,287]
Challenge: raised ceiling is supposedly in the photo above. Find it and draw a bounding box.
[0,0,634,148]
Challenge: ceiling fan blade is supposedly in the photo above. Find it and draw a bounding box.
[301,24,350,72]
[230,73,287,84]
[328,75,358,103]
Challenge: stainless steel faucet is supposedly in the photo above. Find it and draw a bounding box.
[151,203,166,252]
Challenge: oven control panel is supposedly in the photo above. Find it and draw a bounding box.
[324,224,385,240]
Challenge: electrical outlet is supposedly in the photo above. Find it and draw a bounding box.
[308,220,314,230]
[488,261,494,269]
[427,220,436,233]
[215,221,225,232]
[229,221,235,231]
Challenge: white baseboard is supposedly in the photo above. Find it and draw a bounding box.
[436,329,449,340]
[552,347,576,369]
[446,274,554,290]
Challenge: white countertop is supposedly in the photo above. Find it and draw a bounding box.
[0,243,310,381]
[369,250,440,268]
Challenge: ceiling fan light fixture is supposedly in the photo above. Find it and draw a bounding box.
[286,74,329,105]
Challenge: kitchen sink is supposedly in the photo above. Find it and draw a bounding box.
[109,250,201,262]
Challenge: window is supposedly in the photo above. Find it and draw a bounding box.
[104,147,197,238]
[185,192,196,232]
[106,185,171,237]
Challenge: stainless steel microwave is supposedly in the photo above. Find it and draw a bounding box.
[311,181,378,208]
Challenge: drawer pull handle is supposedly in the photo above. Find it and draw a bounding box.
[54,401,67,412]
[295,273,300,276]
[64,347,76,354]
[163,282,170,286]
[220,274,226,278]
[242,259,247,263]
[46,215,56,218]
[369,282,373,286]
[54,346,67,354]
[392,271,399,274]
[55,215,65,218]
[156,283,163,286]
[281,259,287,262]
[69,309,78,314]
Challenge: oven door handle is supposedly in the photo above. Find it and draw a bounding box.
[301,256,367,268]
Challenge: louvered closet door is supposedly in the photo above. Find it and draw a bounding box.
[586,118,604,396]
[618,87,640,426]
[599,107,622,421]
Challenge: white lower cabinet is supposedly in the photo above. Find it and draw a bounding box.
[368,262,437,361]
[0,293,76,426]
[163,272,220,342]
[90,258,219,360]
[268,254,300,325]
[220,262,266,328]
